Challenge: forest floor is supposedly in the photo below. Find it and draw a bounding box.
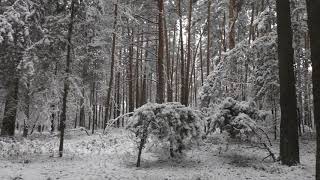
[0,128,316,180]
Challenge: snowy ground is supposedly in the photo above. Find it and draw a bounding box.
[0,128,316,180]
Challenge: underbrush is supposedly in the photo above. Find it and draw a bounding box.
[0,128,136,159]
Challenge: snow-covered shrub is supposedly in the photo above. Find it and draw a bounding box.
[0,137,56,158]
[205,97,276,161]
[126,102,201,166]
[206,97,261,139]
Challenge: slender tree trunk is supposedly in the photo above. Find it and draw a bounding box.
[276,0,300,166]
[222,12,227,52]
[171,23,176,100]
[156,0,165,104]
[249,3,255,44]
[228,0,236,49]
[50,105,55,133]
[306,0,320,178]
[94,104,98,129]
[177,0,185,106]
[297,53,304,135]
[51,63,58,133]
[92,83,96,134]
[79,88,85,127]
[122,71,126,127]
[142,35,149,105]
[183,0,193,106]
[304,33,311,128]
[128,28,134,113]
[74,104,78,128]
[207,0,211,76]
[105,2,118,128]
[59,0,75,157]
[200,36,204,85]
[272,95,277,140]
[116,72,121,127]
[135,36,140,108]
[98,105,102,129]
[164,17,173,102]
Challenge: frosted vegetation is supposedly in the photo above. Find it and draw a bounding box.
[0,0,319,179]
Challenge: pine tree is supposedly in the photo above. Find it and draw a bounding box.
[59,0,76,157]
[156,0,165,104]
[276,0,300,166]
[306,0,320,178]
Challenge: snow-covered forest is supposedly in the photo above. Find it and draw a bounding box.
[0,0,320,179]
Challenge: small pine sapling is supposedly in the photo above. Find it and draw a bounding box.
[126,102,201,167]
[205,97,276,161]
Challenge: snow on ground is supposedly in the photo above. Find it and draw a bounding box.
[0,128,316,180]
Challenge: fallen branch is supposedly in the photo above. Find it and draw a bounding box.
[261,142,276,162]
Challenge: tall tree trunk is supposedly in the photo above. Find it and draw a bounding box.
[135,35,140,108]
[164,17,173,102]
[74,104,78,128]
[171,23,176,100]
[91,82,96,134]
[51,63,58,133]
[22,79,31,137]
[183,0,193,106]
[223,12,227,52]
[228,0,236,49]
[177,0,185,106]
[297,50,304,135]
[306,0,320,178]
[207,0,211,76]
[142,34,149,105]
[116,71,121,127]
[1,77,19,136]
[156,0,165,104]
[128,28,134,113]
[276,0,300,166]
[304,33,311,128]
[104,2,118,128]
[50,105,55,133]
[79,88,85,127]
[59,0,75,157]
[249,2,255,44]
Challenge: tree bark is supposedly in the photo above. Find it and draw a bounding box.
[156,0,165,104]
[228,0,236,49]
[249,3,255,44]
[91,83,96,134]
[183,0,193,106]
[1,77,19,136]
[135,34,140,108]
[164,17,173,102]
[306,0,320,178]
[276,0,300,166]
[200,36,204,85]
[304,33,311,128]
[177,0,185,106]
[128,28,134,113]
[59,0,75,157]
[79,88,85,127]
[105,2,118,128]
[207,0,211,76]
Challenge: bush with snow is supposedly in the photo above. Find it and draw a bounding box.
[205,97,276,161]
[126,102,201,166]
[206,97,260,138]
